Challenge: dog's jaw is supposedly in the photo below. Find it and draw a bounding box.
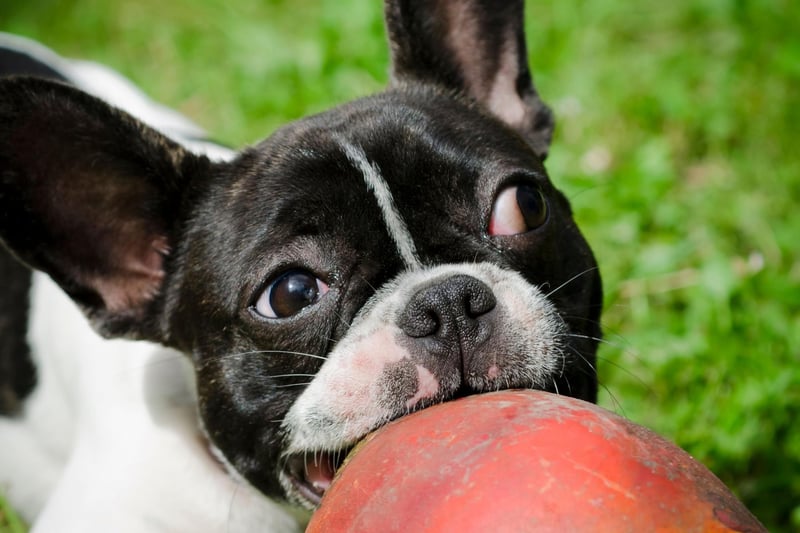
[279,262,568,508]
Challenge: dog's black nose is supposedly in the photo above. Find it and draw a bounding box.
[398,275,496,352]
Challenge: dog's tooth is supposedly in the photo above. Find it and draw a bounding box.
[305,453,335,495]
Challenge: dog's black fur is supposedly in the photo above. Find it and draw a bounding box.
[0,0,601,518]
[0,250,34,415]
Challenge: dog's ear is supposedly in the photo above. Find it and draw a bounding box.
[385,0,554,159]
[0,77,212,340]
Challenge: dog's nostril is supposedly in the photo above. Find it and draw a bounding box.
[398,275,496,339]
[399,304,441,338]
[464,284,496,318]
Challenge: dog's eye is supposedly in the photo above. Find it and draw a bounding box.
[488,184,548,236]
[254,269,329,319]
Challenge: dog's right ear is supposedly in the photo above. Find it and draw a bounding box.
[0,77,213,340]
[385,0,554,159]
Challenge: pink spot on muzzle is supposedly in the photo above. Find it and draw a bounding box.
[405,364,440,409]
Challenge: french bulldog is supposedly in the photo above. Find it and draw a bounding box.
[0,0,602,531]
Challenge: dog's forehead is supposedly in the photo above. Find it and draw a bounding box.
[232,91,548,234]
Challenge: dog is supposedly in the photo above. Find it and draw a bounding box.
[0,0,602,531]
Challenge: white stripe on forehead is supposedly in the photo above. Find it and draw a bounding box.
[339,140,421,269]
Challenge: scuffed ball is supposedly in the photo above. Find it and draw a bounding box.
[307,390,765,532]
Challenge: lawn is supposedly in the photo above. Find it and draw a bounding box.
[2,0,798,531]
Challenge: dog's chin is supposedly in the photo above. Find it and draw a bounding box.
[281,446,356,508]
[278,388,494,508]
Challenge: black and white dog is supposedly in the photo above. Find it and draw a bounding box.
[0,1,601,531]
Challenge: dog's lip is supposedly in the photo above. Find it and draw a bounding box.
[285,448,352,506]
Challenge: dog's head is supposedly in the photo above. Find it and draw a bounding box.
[0,0,601,509]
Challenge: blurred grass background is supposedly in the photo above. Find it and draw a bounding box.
[1,0,798,530]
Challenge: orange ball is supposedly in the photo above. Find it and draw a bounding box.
[307,390,764,532]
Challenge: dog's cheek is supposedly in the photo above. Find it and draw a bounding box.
[283,327,442,451]
[192,356,297,498]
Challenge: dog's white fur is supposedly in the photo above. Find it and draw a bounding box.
[0,278,302,533]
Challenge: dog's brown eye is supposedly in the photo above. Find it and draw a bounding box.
[489,184,548,236]
[254,269,329,319]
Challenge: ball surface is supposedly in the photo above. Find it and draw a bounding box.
[307,390,764,532]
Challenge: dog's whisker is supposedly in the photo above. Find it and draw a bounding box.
[274,382,314,389]
[562,332,649,394]
[545,266,601,299]
[233,350,328,361]
[563,332,630,353]
[561,344,631,413]
[564,331,612,345]
[563,344,597,375]
[555,313,605,332]
[196,350,328,372]
[599,382,626,416]
[594,356,652,394]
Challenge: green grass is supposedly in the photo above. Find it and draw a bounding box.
[0,494,25,533]
[2,0,798,531]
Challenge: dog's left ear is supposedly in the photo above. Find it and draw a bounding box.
[385,0,554,159]
[0,77,213,340]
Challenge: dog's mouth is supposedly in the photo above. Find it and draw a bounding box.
[284,448,353,507]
